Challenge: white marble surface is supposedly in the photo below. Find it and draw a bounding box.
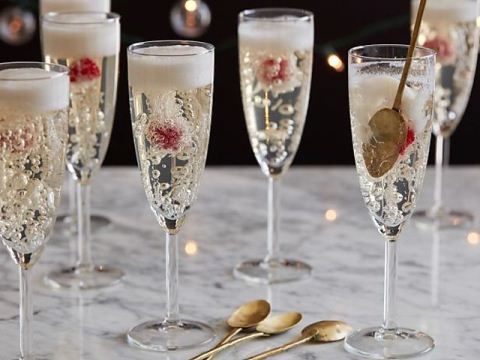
[0,166,480,360]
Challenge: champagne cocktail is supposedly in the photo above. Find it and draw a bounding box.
[127,41,215,351]
[412,0,479,228]
[0,62,69,359]
[235,8,314,284]
[344,45,436,359]
[41,12,123,289]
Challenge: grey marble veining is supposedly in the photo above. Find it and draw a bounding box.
[0,166,480,359]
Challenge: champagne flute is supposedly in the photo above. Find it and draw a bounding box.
[234,8,314,284]
[39,0,113,234]
[0,62,69,359]
[344,45,435,359]
[412,0,479,228]
[126,40,215,351]
[41,12,124,289]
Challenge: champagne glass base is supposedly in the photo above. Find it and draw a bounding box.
[54,214,113,234]
[344,327,434,359]
[414,208,473,229]
[44,265,124,290]
[127,319,215,352]
[233,258,312,284]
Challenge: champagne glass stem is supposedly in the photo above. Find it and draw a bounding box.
[68,176,76,220]
[443,137,450,168]
[76,182,92,268]
[165,232,180,324]
[266,177,280,262]
[433,135,444,213]
[383,240,398,331]
[19,267,32,359]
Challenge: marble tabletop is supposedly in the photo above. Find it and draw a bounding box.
[0,166,479,360]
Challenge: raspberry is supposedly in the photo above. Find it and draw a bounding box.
[423,36,455,62]
[147,123,183,151]
[259,57,291,85]
[399,127,415,155]
[69,58,101,83]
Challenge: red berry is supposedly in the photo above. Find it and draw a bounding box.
[147,123,183,151]
[423,37,455,62]
[399,127,415,155]
[69,58,101,83]
[258,57,291,85]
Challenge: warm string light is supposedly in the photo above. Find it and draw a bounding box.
[185,240,198,256]
[467,232,480,246]
[325,209,338,222]
[0,6,36,46]
[185,0,198,12]
[327,53,345,72]
[170,0,211,38]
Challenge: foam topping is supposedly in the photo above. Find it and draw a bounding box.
[350,74,429,137]
[128,45,214,91]
[413,0,477,23]
[40,0,110,15]
[0,68,69,112]
[42,13,119,58]
[239,19,314,52]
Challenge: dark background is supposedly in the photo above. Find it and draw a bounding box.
[1,0,479,165]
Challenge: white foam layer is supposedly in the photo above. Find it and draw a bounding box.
[350,74,429,134]
[42,14,119,58]
[0,68,69,113]
[40,0,110,15]
[413,0,477,23]
[239,20,314,52]
[128,45,214,91]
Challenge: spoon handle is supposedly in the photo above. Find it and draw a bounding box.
[393,0,427,111]
[204,327,242,360]
[244,335,312,360]
[190,332,266,360]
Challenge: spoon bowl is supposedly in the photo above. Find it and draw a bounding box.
[302,320,352,342]
[256,312,302,334]
[228,299,271,328]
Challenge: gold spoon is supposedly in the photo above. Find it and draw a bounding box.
[363,0,427,178]
[200,299,271,360]
[244,320,352,360]
[190,312,302,360]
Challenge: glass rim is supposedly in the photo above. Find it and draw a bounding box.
[349,44,436,61]
[0,62,69,81]
[239,8,313,22]
[127,40,214,57]
[41,11,120,25]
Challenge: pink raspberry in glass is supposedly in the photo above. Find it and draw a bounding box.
[69,58,101,83]
[399,127,415,155]
[147,122,184,151]
[0,126,34,153]
[423,36,455,62]
[258,57,292,85]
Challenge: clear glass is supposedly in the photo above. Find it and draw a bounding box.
[344,45,436,358]
[126,40,215,351]
[0,61,69,359]
[411,0,479,228]
[41,12,124,289]
[234,8,314,284]
[39,0,114,238]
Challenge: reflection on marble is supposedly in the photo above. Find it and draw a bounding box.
[0,166,480,359]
